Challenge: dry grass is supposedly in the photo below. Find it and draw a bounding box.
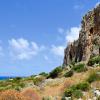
[21,88,41,100]
[40,67,100,99]
[0,90,31,100]
[0,67,99,100]
[91,81,100,89]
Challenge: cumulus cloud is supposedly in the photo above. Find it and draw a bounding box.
[95,2,100,7]
[51,45,64,57]
[9,38,44,60]
[51,26,80,57]
[66,26,80,43]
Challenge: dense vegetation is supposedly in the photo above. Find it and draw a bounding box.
[47,66,63,78]
[63,82,90,99]
[88,56,100,66]
[64,70,73,77]
[87,70,100,83]
[72,63,87,72]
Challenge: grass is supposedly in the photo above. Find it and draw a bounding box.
[64,70,74,77]
[72,63,87,72]
[0,65,99,99]
[88,56,100,66]
[86,70,100,83]
[64,82,90,99]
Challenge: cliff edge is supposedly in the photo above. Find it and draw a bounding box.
[63,4,100,66]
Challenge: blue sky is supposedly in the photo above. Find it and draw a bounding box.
[0,0,99,76]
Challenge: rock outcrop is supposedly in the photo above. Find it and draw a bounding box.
[63,4,100,66]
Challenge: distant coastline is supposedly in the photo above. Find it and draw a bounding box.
[0,76,15,80]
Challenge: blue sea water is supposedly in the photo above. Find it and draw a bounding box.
[0,76,12,80]
[0,76,24,80]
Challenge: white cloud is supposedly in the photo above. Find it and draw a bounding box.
[95,2,100,7]
[51,45,64,57]
[51,26,80,57]
[9,38,44,60]
[66,26,80,43]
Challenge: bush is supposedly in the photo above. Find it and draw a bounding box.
[64,70,74,77]
[64,88,72,97]
[72,63,87,72]
[14,86,21,91]
[48,66,62,78]
[69,82,90,91]
[33,76,45,85]
[64,82,89,98]
[64,87,83,99]
[18,83,25,88]
[87,71,100,83]
[11,77,22,83]
[97,96,100,100]
[73,90,83,98]
[88,56,100,66]
[75,82,90,91]
[42,96,52,100]
[39,72,48,77]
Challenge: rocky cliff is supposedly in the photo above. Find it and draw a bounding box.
[63,4,100,66]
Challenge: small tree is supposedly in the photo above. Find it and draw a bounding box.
[48,66,62,78]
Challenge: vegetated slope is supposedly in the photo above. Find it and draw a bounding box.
[0,66,99,100]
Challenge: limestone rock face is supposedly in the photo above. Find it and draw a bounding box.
[63,4,100,66]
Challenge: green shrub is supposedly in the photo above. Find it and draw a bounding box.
[64,70,74,77]
[42,96,52,100]
[61,97,66,100]
[88,56,100,66]
[14,86,21,91]
[69,82,90,91]
[87,71,100,83]
[75,82,90,91]
[48,66,62,78]
[11,77,22,83]
[18,83,25,88]
[72,63,87,72]
[30,75,37,78]
[0,87,7,91]
[97,96,100,100]
[33,76,45,85]
[64,82,89,98]
[64,87,83,99]
[64,88,72,97]
[72,90,83,98]
[39,72,48,77]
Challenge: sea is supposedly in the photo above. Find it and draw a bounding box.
[0,76,14,80]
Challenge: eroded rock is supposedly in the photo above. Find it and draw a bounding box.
[63,4,100,66]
